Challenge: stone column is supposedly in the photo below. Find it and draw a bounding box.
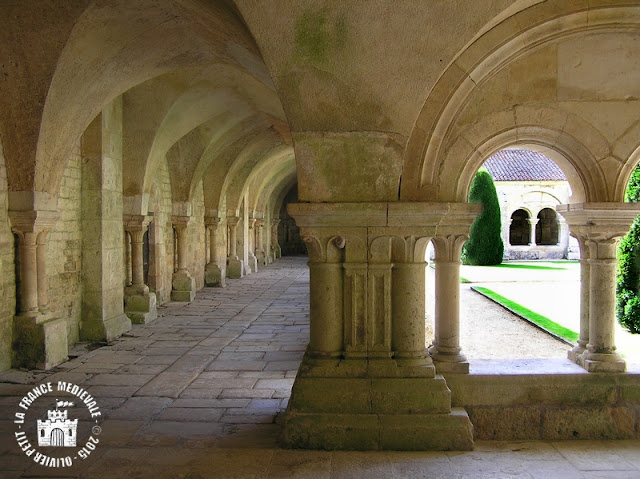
[301,233,344,364]
[10,210,68,369]
[430,234,470,373]
[255,219,267,266]
[584,238,623,371]
[205,216,225,287]
[123,215,157,323]
[392,238,432,368]
[124,233,132,286]
[171,215,196,302]
[558,202,640,372]
[271,218,281,259]
[247,217,258,273]
[226,216,244,278]
[568,236,590,363]
[527,218,538,246]
[280,202,480,451]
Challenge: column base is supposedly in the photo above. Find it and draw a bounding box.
[171,269,196,302]
[275,245,282,258]
[280,356,473,450]
[81,313,131,342]
[434,360,470,374]
[12,314,68,370]
[247,253,258,273]
[280,408,473,451]
[432,349,469,374]
[567,343,587,364]
[227,258,244,279]
[582,352,626,373]
[125,288,158,324]
[256,251,267,266]
[205,263,226,287]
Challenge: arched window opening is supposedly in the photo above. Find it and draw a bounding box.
[536,208,558,245]
[509,209,530,246]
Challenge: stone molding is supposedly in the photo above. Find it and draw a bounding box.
[289,202,480,264]
[557,202,640,242]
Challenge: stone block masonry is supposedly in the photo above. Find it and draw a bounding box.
[46,145,83,346]
[148,158,174,305]
[0,143,15,371]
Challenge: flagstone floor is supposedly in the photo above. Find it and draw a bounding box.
[1,257,639,478]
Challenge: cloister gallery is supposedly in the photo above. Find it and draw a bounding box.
[1,1,640,451]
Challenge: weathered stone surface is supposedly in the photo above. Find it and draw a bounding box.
[171,270,195,302]
[468,406,542,440]
[12,315,68,369]
[227,258,244,279]
[280,409,473,451]
[543,406,636,440]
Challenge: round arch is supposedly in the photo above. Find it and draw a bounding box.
[445,124,593,204]
[402,3,640,203]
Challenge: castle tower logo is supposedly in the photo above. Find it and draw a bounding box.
[37,400,78,447]
[14,381,102,468]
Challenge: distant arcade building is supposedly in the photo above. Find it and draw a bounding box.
[484,149,574,260]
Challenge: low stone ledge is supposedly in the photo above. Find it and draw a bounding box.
[444,359,640,440]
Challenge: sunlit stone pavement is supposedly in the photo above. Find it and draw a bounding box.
[1,257,639,478]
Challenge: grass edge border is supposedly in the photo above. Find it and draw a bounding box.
[471,286,577,346]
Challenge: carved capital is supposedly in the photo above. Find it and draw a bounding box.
[171,215,191,231]
[227,216,240,228]
[123,214,152,236]
[10,210,60,239]
[432,234,468,263]
[558,202,640,242]
[299,228,345,263]
[205,216,223,229]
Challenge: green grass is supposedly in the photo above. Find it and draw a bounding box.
[473,286,579,343]
[485,263,565,271]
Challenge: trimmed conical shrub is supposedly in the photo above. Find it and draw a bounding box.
[462,169,504,266]
[616,164,640,333]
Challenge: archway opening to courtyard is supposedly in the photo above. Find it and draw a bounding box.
[427,147,580,362]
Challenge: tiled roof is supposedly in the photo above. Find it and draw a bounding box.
[483,149,567,181]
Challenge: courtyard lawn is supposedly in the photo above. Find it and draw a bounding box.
[460,260,640,362]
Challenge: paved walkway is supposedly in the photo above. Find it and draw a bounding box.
[1,257,639,478]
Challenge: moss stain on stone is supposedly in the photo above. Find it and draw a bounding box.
[294,8,347,65]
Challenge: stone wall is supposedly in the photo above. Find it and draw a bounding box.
[0,140,14,371]
[149,158,174,304]
[46,144,83,345]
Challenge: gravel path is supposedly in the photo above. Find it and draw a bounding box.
[426,269,570,360]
